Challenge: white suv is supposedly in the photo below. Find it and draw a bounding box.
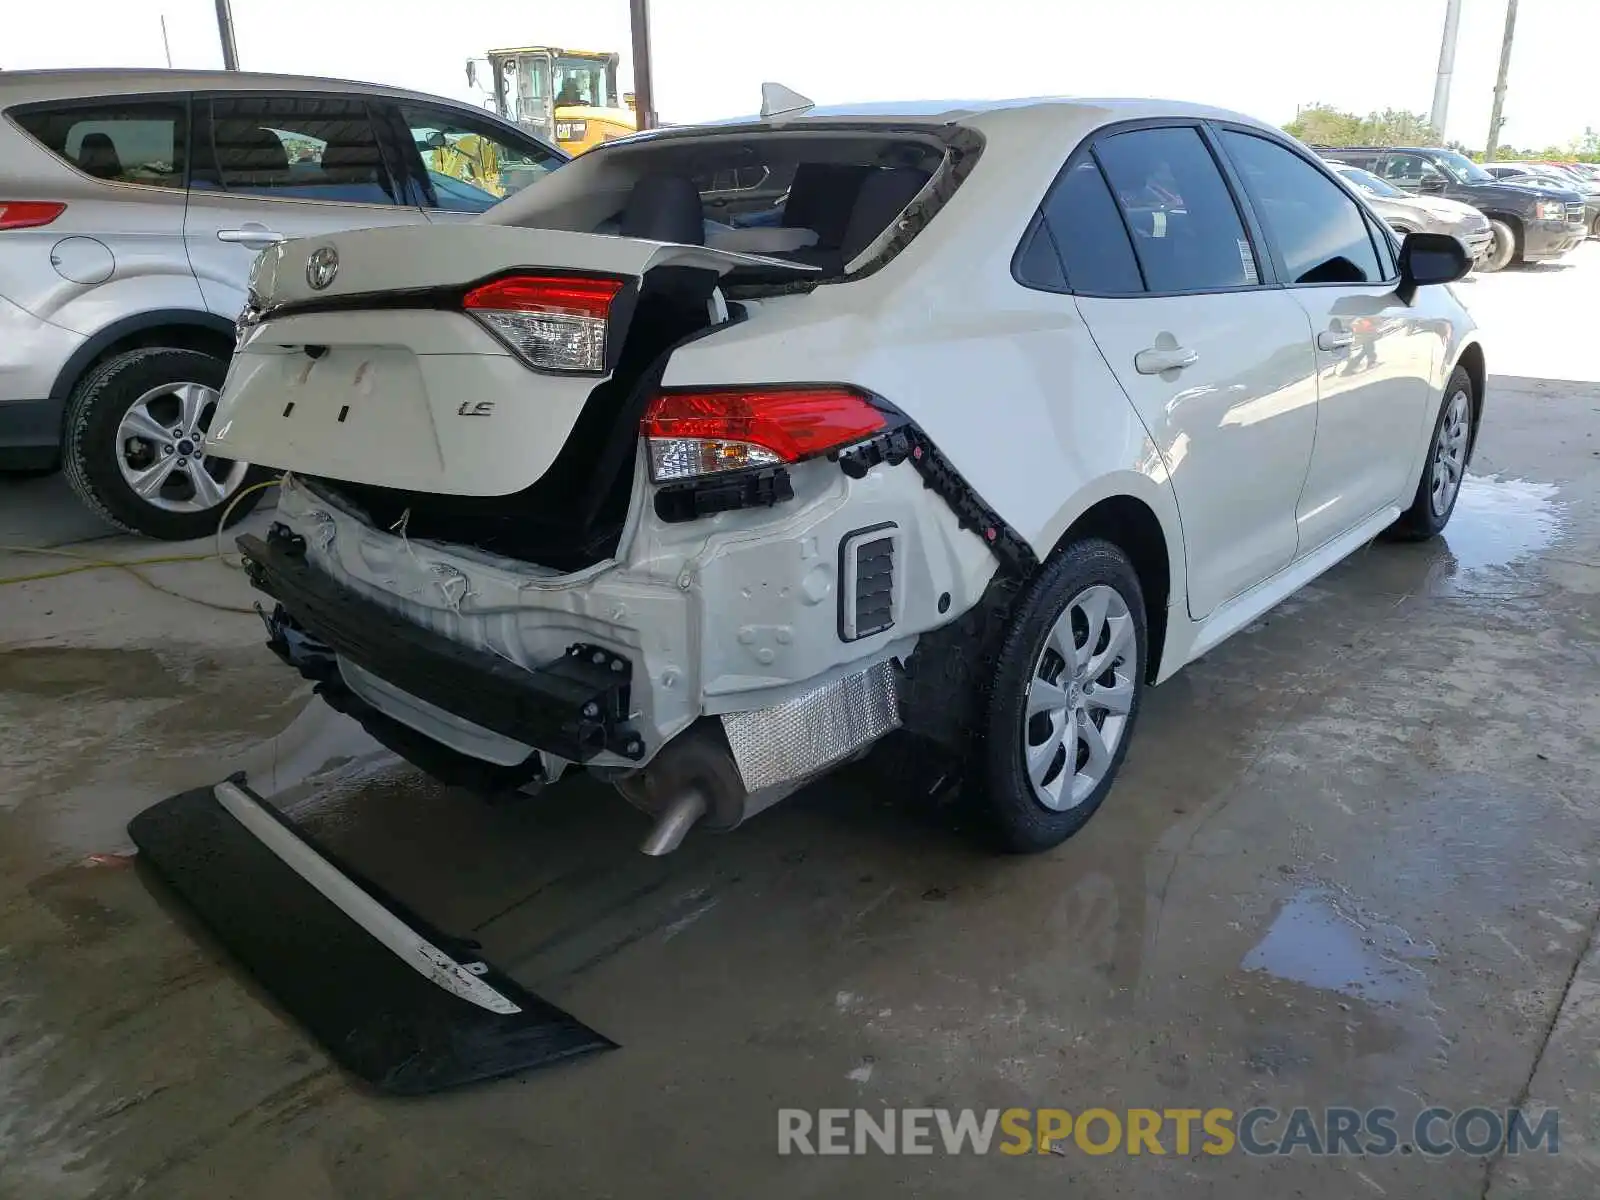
[0,69,563,538]
[211,98,1484,855]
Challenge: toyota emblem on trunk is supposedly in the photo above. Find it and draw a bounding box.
[306,246,339,290]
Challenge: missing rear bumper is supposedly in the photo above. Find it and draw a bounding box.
[242,525,645,764]
[129,778,614,1093]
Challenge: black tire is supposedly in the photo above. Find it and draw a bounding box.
[975,539,1147,854]
[1591,212,1600,240]
[1478,219,1518,272]
[1386,365,1475,541]
[61,346,269,540]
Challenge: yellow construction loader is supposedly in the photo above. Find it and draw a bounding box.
[467,46,637,156]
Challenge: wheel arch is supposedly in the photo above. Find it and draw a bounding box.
[48,310,235,415]
[1048,485,1179,684]
[1480,210,1525,249]
[1451,336,1487,461]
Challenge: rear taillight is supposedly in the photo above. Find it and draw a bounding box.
[642,386,887,482]
[462,273,623,372]
[0,202,66,231]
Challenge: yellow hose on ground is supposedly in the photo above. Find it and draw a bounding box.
[0,477,282,614]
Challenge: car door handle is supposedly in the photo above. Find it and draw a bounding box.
[1317,329,1354,351]
[217,227,286,246]
[1134,346,1199,375]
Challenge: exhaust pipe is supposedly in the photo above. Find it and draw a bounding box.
[613,721,804,855]
[638,785,708,856]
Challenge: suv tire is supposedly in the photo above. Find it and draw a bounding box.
[1386,365,1474,541]
[1479,219,1518,272]
[62,347,268,540]
[976,538,1147,853]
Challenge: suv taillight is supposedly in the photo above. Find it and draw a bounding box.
[0,202,66,231]
[642,386,887,482]
[462,273,624,372]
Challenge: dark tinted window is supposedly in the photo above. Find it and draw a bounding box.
[12,99,186,189]
[1094,127,1258,293]
[202,95,395,205]
[1380,152,1447,189]
[1014,220,1067,290]
[1040,158,1143,294]
[1220,131,1383,284]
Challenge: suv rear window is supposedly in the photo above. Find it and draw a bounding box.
[10,99,186,189]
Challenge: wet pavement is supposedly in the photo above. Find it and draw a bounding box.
[3,249,1599,1197]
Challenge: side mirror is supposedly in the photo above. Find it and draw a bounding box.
[1418,175,1447,194]
[1397,231,1470,303]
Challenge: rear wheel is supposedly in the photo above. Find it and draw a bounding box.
[62,347,268,540]
[1591,212,1600,240]
[975,539,1146,853]
[1387,365,1474,541]
[1479,219,1518,272]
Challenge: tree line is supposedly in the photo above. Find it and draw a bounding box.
[1282,103,1600,163]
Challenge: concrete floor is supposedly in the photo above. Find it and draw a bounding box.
[3,245,1599,1198]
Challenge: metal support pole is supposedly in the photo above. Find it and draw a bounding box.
[628,0,658,130]
[1485,0,1518,159]
[214,0,240,71]
[1429,0,1462,140]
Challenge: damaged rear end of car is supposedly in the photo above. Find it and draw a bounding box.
[211,117,1009,852]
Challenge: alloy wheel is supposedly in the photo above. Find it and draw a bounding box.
[114,382,247,513]
[1430,388,1471,518]
[1022,584,1136,812]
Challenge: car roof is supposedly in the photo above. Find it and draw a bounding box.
[634,96,1283,142]
[0,67,472,108]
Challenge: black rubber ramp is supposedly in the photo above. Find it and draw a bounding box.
[129,776,615,1094]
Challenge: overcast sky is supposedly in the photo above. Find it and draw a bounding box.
[4,0,1594,150]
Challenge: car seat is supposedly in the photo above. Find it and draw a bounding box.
[215,125,291,188]
[76,132,124,180]
[618,176,706,244]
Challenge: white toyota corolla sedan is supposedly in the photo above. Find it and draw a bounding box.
[208,95,1484,856]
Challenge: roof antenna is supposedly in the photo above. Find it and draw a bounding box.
[760,83,815,121]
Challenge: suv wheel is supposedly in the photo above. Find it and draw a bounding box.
[1479,219,1518,272]
[1386,365,1474,541]
[976,539,1147,853]
[62,347,268,540]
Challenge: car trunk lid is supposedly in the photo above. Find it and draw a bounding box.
[207,225,813,498]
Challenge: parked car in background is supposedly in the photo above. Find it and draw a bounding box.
[211,97,1483,856]
[1317,145,1586,271]
[1481,162,1600,237]
[1328,162,1492,264]
[0,69,565,538]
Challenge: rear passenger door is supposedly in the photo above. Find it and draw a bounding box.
[1216,128,1433,551]
[1041,123,1319,619]
[183,93,426,318]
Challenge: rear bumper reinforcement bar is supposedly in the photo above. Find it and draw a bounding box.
[239,526,644,764]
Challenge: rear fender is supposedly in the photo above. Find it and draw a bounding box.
[49,307,235,403]
[1037,468,1187,622]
